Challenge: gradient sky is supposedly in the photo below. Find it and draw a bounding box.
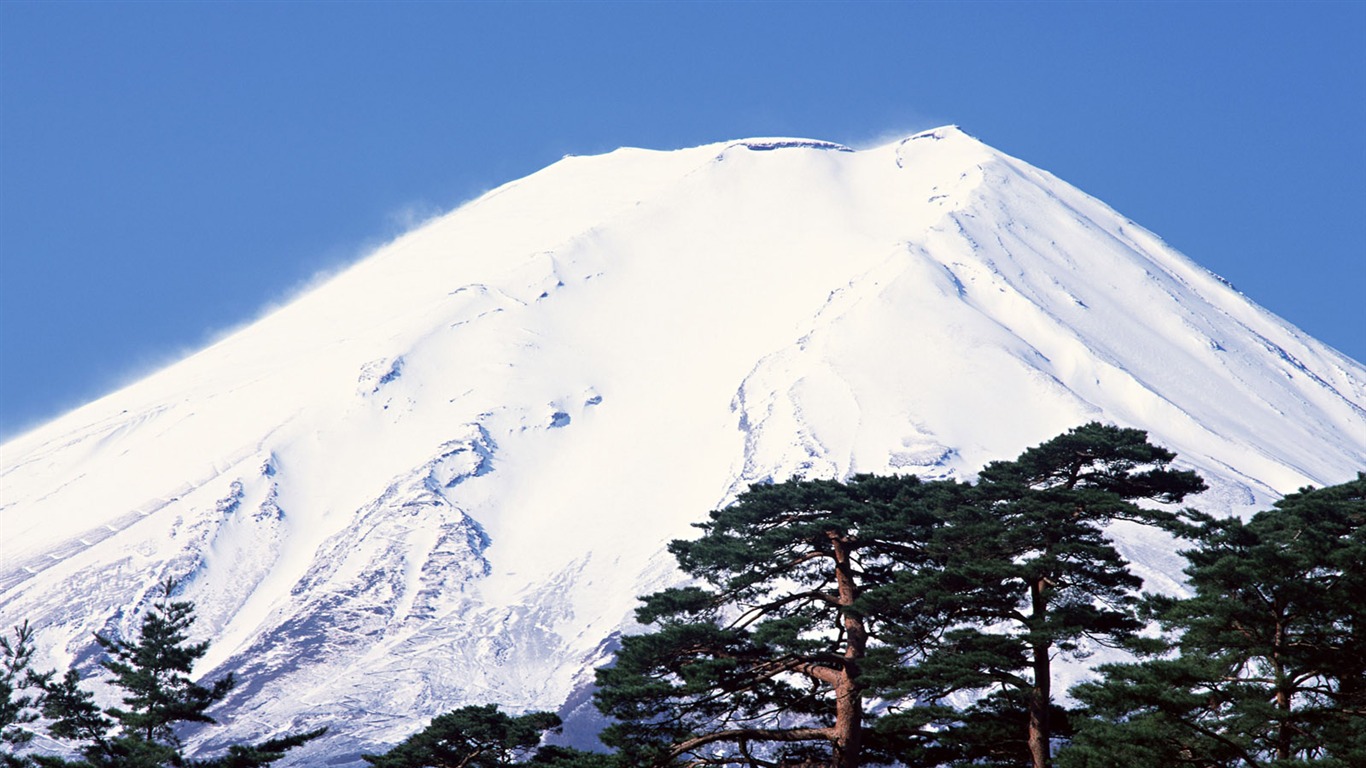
[2,1,1363,439]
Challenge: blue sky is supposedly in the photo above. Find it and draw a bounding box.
[2,1,1363,439]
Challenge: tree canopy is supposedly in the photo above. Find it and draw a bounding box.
[1064,473,1366,768]
[361,704,599,768]
[886,422,1207,768]
[593,423,1208,768]
[594,472,972,767]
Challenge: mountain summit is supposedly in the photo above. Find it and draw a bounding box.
[3,127,1364,763]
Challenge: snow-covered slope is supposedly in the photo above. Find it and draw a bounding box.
[3,127,1363,762]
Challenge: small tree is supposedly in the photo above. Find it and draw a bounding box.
[38,579,324,767]
[2,621,51,767]
[1063,474,1366,767]
[593,473,972,767]
[101,587,235,750]
[361,704,599,767]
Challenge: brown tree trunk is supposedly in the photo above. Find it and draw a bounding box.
[829,532,866,768]
[1027,577,1051,768]
[1273,616,1292,762]
[832,673,862,768]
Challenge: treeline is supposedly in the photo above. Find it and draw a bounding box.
[3,424,1362,767]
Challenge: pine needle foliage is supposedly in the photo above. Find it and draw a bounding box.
[35,579,323,768]
[593,423,1206,768]
[594,472,975,767]
[1063,473,1366,768]
[887,423,1206,768]
[96,588,234,750]
[2,621,51,767]
[361,704,599,767]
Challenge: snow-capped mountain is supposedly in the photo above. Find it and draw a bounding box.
[2,127,1363,763]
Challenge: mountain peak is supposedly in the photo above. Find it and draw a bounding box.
[725,137,855,152]
[903,124,968,142]
[3,127,1363,765]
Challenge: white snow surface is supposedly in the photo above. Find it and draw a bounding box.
[2,126,1364,763]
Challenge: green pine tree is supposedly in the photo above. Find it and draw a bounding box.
[37,579,324,768]
[1063,473,1366,768]
[361,704,599,767]
[592,473,974,768]
[883,422,1206,768]
[97,588,235,751]
[2,621,51,767]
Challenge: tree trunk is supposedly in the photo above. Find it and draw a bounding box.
[829,532,866,768]
[1273,615,1292,762]
[832,673,862,768]
[1028,577,1051,768]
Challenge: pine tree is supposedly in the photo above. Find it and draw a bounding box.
[1062,473,1366,768]
[37,579,324,767]
[361,704,599,767]
[98,587,234,751]
[885,423,1206,768]
[592,473,973,767]
[2,621,51,767]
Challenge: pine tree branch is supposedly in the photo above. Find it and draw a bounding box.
[668,726,835,762]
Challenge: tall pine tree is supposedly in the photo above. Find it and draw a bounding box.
[593,473,972,767]
[884,423,1206,768]
[1063,474,1366,768]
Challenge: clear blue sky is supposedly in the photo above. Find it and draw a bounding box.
[2,1,1363,439]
